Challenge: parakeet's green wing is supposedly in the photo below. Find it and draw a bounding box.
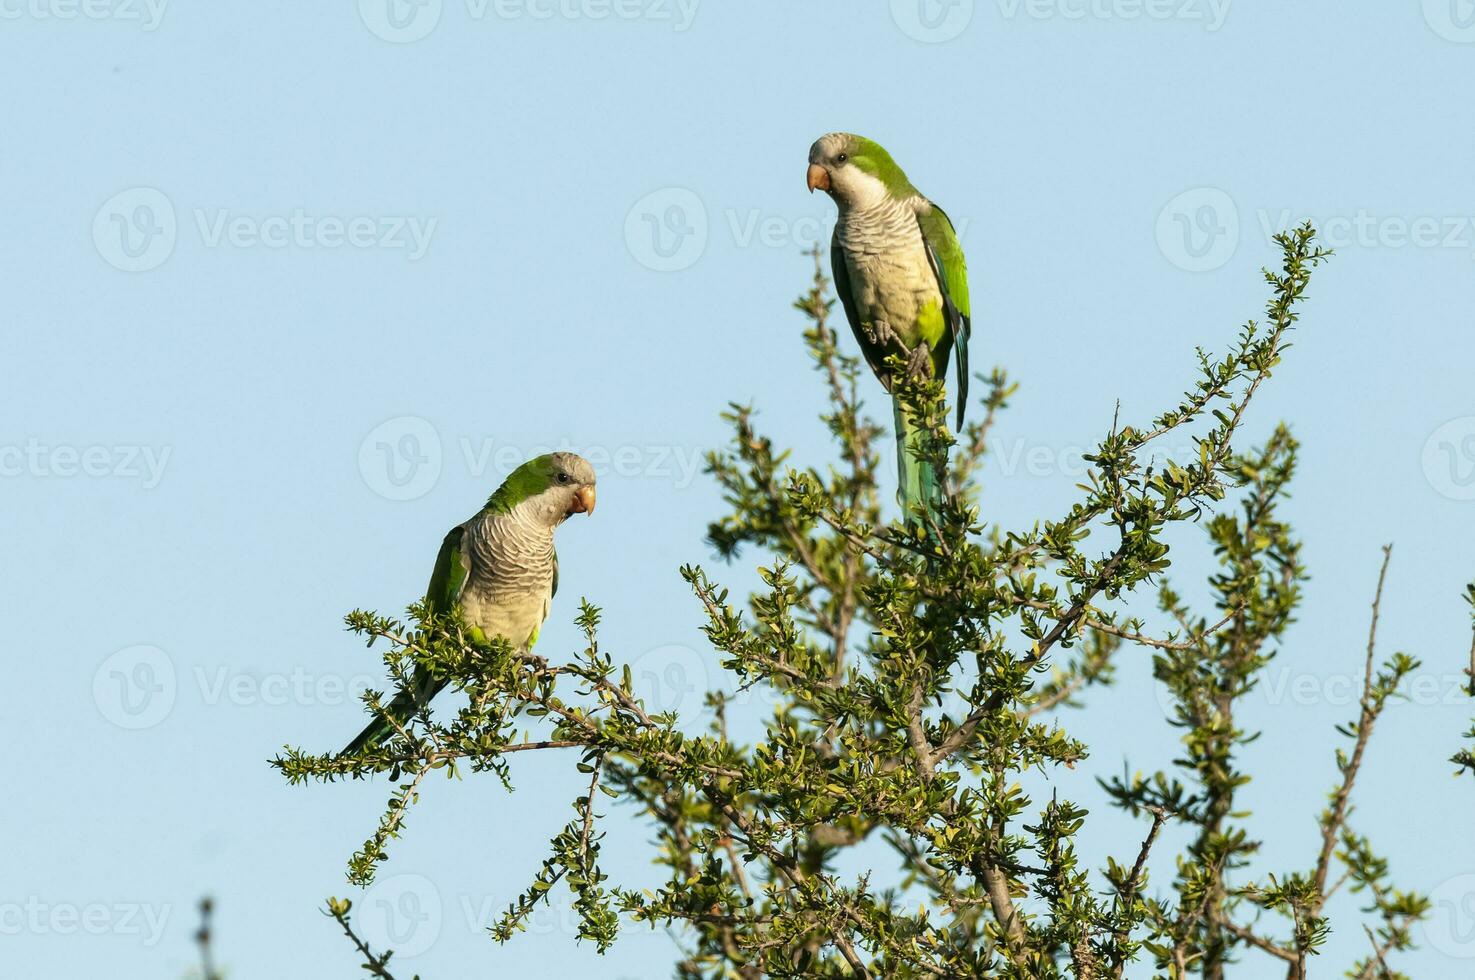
[916,203,972,426]
[342,523,469,755]
[425,523,470,618]
[414,522,471,700]
[831,238,894,391]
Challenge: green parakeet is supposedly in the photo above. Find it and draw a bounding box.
[807,132,972,521]
[343,452,597,754]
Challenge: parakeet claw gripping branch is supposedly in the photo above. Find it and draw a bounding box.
[807,132,973,523]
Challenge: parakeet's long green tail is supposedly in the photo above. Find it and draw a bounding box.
[342,671,444,755]
[894,398,943,526]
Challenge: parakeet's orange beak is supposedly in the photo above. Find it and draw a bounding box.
[807,164,830,193]
[570,485,596,515]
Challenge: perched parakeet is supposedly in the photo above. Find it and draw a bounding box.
[344,452,597,754]
[807,132,972,520]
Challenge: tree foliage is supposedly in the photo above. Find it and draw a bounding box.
[273,226,1466,978]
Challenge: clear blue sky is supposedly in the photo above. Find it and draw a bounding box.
[6,2,1475,976]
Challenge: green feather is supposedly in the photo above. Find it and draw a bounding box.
[916,202,973,428]
[486,454,559,513]
[843,135,920,198]
[343,525,470,755]
[894,400,943,525]
[834,241,949,526]
[426,524,469,615]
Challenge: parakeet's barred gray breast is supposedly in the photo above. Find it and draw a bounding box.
[836,194,926,255]
[835,194,943,365]
[465,506,557,595]
[457,503,559,651]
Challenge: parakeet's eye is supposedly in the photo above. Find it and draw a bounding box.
[558,473,570,483]
[837,153,848,163]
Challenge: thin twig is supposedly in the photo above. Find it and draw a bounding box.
[1311,545,1392,903]
[326,901,403,980]
[1220,919,1296,963]
[1109,807,1168,979]
[1359,924,1394,979]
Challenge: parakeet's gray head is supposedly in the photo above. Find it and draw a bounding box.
[488,451,596,527]
[807,133,916,210]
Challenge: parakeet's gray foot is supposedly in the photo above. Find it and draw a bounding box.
[866,317,896,348]
[905,344,932,380]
